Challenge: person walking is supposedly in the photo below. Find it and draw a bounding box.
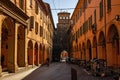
[46,58,50,66]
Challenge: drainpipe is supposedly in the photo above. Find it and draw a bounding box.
[104,0,107,67]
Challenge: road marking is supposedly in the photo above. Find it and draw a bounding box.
[83,69,91,75]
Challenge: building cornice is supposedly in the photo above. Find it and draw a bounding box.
[0,0,29,26]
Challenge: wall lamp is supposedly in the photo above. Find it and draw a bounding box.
[115,15,120,21]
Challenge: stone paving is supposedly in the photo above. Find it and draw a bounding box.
[0,62,114,80]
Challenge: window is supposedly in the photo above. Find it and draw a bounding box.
[66,17,68,19]
[35,22,38,34]
[40,26,43,37]
[29,16,34,31]
[94,10,96,23]
[60,17,62,19]
[99,0,103,19]
[107,0,111,11]
[80,8,82,17]
[35,1,38,14]
[89,16,92,30]
[83,0,87,11]
[19,0,24,9]
[88,0,92,3]
[83,23,85,34]
[63,17,65,19]
[30,0,32,8]
[84,0,87,8]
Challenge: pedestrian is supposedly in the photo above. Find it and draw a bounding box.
[46,58,50,66]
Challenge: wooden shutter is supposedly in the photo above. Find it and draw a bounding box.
[30,16,34,30]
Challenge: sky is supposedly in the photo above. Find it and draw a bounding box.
[43,0,78,28]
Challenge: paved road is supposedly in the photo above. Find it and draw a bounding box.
[1,62,114,80]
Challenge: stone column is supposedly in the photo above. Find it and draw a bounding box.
[7,22,18,73]
[119,38,120,54]
[25,28,28,67]
[119,39,120,66]
[0,15,5,75]
[92,47,96,59]
[33,46,35,67]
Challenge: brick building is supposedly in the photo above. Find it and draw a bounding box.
[0,0,54,75]
[53,12,70,61]
[70,0,120,68]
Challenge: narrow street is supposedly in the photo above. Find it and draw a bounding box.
[1,62,113,80]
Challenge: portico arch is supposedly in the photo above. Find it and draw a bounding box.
[92,36,97,59]
[34,42,39,66]
[27,40,33,65]
[98,31,106,60]
[1,17,17,72]
[87,39,92,61]
[107,24,119,68]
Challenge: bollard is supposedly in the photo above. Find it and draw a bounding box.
[71,68,77,80]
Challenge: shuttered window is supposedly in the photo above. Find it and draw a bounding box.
[107,0,111,11]
[40,26,43,37]
[35,22,38,34]
[35,2,38,14]
[99,0,103,19]
[94,10,96,23]
[29,16,34,31]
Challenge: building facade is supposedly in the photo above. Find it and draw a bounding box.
[70,0,120,68]
[0,0,54,75]
[53,12,70,61]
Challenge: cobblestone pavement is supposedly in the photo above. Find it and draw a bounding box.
[1,62,114,80]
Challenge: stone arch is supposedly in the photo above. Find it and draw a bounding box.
[60,50,68,59]
[87,39,92,60]
[98,31,105,46]
[98,31,106,60]
[34,42,38,65]
[1,17,15,72]
[92,36,98,58]
[107,24,119,42]
[107,24,119,68]
[27,40,33,65]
